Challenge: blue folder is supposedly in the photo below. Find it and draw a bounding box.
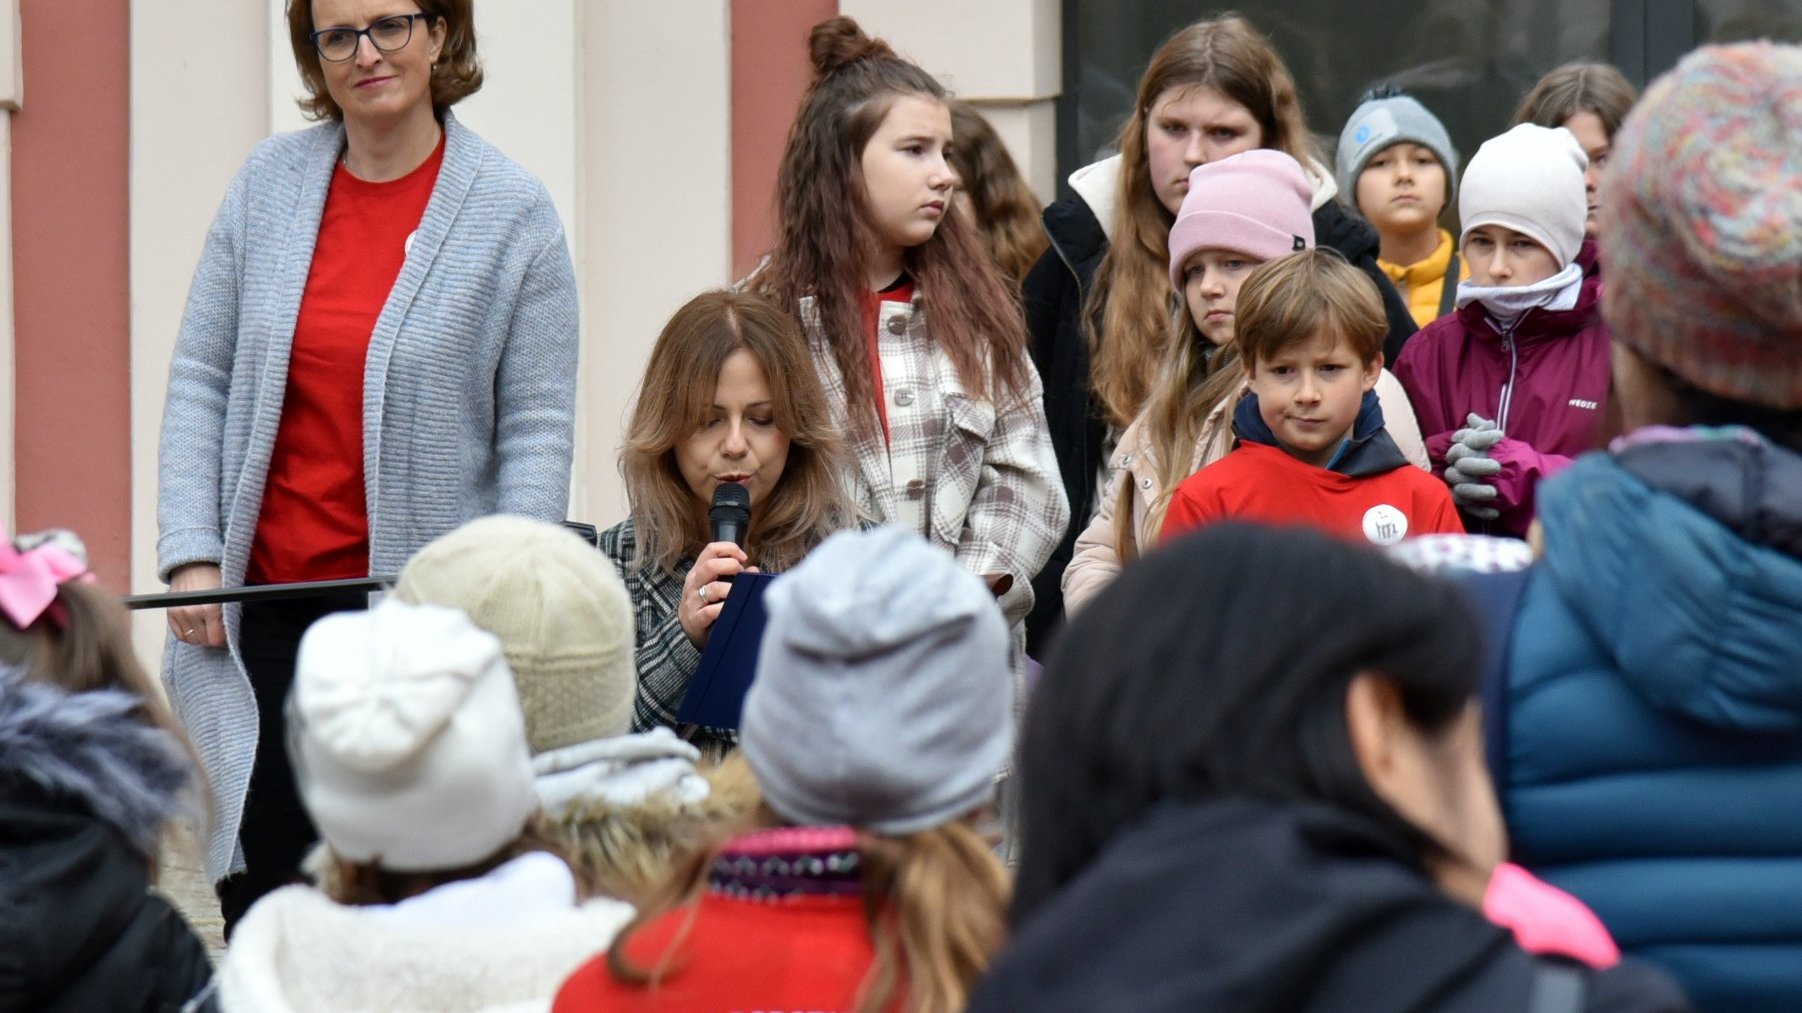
[676,571,777,730]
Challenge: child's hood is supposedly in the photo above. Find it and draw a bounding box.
[1232,387,1409,477]
[1068,154,1123,242]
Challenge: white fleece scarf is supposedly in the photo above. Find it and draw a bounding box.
[1455,262,1584,328]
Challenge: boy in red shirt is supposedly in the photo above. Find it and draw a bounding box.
[1161,250,1463,546]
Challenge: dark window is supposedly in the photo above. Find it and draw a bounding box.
[1056,0,1801,197]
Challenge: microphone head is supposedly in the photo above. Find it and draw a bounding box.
[709,481,751,517]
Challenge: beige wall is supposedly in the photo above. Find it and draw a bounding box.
[129,0,272,657]
[575,1,733,524]
[842,0,1062,201]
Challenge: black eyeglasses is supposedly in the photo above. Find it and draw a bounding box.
[310,13,431,63]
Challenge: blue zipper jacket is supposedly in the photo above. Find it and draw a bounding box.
[1505,427,1802,1011]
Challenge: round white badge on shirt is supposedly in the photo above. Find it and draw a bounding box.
[1362,504,1409,545]
[404,229,417,257]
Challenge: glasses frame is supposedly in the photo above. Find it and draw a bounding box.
[309,13,432,64]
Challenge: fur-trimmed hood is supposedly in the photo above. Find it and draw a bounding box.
[549,749,762,906]
[0,666,195,857]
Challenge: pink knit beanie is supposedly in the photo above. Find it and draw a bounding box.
[1601,41,1802,409]
[1167,149,1315,289]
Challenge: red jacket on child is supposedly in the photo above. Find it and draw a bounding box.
[1391,274,1611,536]
[1161,391,1464,546]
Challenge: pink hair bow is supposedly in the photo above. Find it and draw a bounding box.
[0,523,95,630]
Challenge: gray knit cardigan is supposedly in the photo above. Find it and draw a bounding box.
[156,113,579,880]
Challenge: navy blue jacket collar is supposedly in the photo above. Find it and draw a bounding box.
[1231,388,1409,478]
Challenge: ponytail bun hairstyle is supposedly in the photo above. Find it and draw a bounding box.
[807,15,898,77]
[754,17,1030,441]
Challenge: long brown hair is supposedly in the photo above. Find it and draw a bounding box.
[286,0,484,121]
[1511,62,1639,137]
[607,803,1010,1013]
[1087,13,1313,430]
[753,17,1031,440]
[1125,310,1248,554]
[949,101,1050,286]
[620,289,853,576]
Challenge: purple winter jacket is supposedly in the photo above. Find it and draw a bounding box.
[1391,274,1611,536]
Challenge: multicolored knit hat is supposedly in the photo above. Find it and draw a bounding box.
[1601,41,1802,409]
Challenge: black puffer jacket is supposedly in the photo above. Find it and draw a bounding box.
[971,798,1690,1013]
[0,672,213,1013]
[1022,191,1110,657]
[1314,198,1421,366]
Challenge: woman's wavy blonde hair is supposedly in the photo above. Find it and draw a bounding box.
[620,289,853,576]
[606,797,1010,1013]
[1087,13,1313,431]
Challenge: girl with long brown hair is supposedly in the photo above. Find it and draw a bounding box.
[599,288,853,757]
[555,527,1014,1013]
[948,100,1049,286]
[1023,13,1416,650]
[750,17,1066,631]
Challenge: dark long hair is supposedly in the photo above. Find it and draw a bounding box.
[753,17,1030,440]
[1011,524,1483,923]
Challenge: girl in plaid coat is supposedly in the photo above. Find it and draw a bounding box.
[751,17,1069,630]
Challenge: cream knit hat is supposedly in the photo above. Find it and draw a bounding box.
[291,599,537,872]
[1458,123,1589,268]
[395,516,636,753]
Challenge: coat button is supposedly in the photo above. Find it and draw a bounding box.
[894,387,915,407]
[1141,478,1153,490]
[905,479,926,499]
[886,315,906,335]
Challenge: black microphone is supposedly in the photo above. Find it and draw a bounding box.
[709,481,752,557]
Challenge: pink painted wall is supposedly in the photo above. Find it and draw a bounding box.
[730,0,838,279]
[11,0,133,589]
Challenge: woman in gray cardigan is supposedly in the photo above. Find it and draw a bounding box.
[156,0,578,930]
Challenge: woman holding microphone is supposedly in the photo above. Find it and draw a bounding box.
[157,0,579,930]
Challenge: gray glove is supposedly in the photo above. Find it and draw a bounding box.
[1444,413,1504,520]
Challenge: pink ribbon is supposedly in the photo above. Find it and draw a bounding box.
[0,523,95,630]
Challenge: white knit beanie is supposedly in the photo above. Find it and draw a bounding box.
[290,599,538,873]
[395,516,636,753]
[1458,123,1589,268]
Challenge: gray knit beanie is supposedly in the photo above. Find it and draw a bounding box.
[741,526,1013,835]
[1336,89,1460,211]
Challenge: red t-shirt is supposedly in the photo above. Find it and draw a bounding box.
[857,276,915,443]
[1160,442,1466,546]
[552,890,894,1012]
[246,134,444,585]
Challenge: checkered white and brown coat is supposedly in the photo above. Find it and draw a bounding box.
[801,294,1069,627]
